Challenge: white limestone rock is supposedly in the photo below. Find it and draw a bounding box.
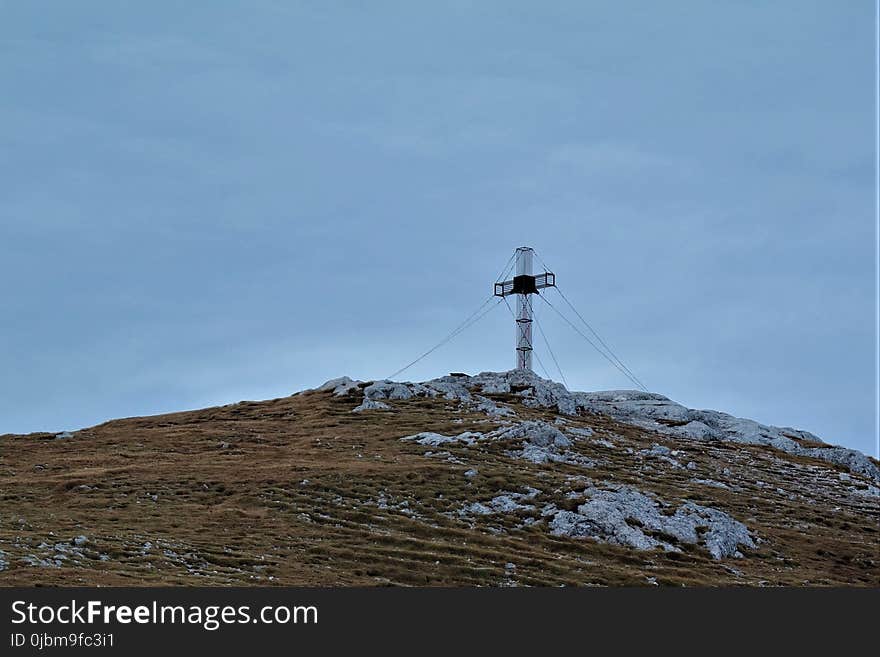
[461,488,540,516]
[351,399,391,413]
[364,380,424,400]
[401,431,483,446]
[422,377,472,401]
[513,443,594,466]
[676,421,716,439]
[326,369,879,481]
[489,420,593,465]
[690,478,731,490]
[479,379,511,395]
[797,446,880,481]
[315,376,363,397]
[569,390,877,482]
[642,443,672,456]
[471,395,515,417]
[547,484,754,559]
[639,443,684,469]
[493,420,571,449]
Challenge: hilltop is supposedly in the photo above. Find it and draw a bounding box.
[0,370,877,586]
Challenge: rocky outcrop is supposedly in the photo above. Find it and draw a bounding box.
[348,376,513,417]
[402,431,483,446]
[352,399,390,412]
[545,485,755,559]
[498,421,593,465]
[494,420,571,448]
[462,488,540,516]
[319,370,877,482]
[574,391,879,482]
[314,376,363,396]
[400,420,594,466]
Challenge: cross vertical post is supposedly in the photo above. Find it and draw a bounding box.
[515,247,534,370]
[493,246,556,371]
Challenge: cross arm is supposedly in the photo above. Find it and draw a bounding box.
[494,272,556,297]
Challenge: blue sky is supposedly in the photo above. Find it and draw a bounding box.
[1,2,876,456]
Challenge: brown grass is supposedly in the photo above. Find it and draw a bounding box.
[0,388,877,587]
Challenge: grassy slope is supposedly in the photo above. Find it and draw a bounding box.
[0,387,877,586]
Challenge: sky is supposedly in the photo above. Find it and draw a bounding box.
[1,1,876,457]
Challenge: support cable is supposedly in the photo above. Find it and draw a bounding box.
[387,296,502,380]
[553,286,648,392]
[495,251,517,283]
[534,302,568,388]
[532,249,553,275]
[533,349,552,381]
[532,249,647,392]
[538,294,648,392]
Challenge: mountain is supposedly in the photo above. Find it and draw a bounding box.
[1,370,877,586]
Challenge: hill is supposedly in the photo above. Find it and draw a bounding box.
[1,370,877,586]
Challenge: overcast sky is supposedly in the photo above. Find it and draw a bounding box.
[1,2,876,456]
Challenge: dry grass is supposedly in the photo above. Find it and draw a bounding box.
[0,388,877,587]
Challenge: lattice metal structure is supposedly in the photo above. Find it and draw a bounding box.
[493,247,556,370]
